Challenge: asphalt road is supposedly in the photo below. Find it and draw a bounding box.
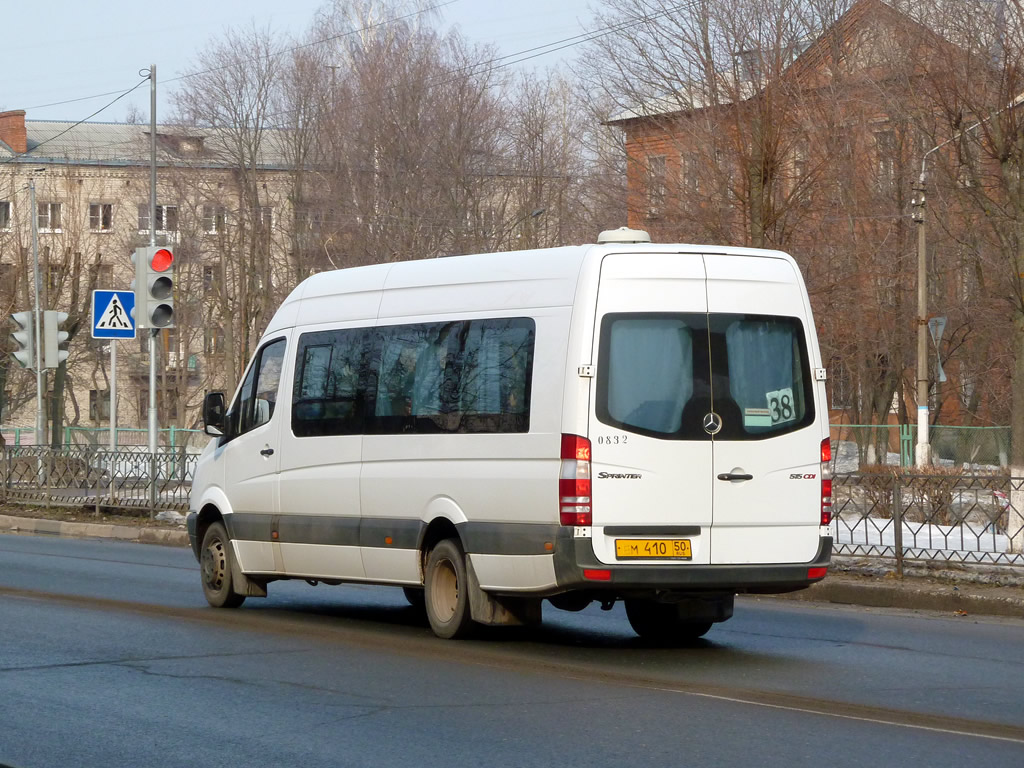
[1,534,1022,768]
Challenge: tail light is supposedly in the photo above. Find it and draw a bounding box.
[821,437,832,525]
[560,434,592,526]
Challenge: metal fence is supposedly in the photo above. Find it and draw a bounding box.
[832,472,1024,571]
[1,446,196,514]
[3,444,1024,571]
[65,426,207,452]
[1,426,207,451]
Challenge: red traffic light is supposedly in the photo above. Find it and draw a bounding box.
[151,248,174,272]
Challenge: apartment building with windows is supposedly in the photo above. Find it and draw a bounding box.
[0,109,295,443]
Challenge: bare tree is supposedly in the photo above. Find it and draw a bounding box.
[173,24,284,393]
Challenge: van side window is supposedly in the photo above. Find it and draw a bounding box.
[373,324,451,430]
[292,329,366,437]
[367,318,535,435]
[230,338,287,439]
[458,318,534,433]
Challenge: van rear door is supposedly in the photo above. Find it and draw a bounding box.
[703,254,822,564]
[589,253,713,566]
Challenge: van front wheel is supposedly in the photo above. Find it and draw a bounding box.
[424,539,473,639]
[625,599,712,643]
[200,521,245,609]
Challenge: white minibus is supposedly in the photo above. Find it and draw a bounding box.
[188,228,832,641]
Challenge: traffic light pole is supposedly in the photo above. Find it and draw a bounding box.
[29,177,44,445]
[148,63,158,457]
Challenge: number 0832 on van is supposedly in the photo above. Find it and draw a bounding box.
[188,227,832,642]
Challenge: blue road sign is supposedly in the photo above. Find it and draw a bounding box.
[92,290,136,339]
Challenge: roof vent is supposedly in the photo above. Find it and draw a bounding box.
[597,227,651,244]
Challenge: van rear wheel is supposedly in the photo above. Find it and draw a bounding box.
[200,521,245,609]
[424,539,473,639]
[625,599,712,643]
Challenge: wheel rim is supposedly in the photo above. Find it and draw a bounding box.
[201,536,227,592]
[429,556,459,623]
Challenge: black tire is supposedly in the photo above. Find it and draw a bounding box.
[424,539,474,639]
[200,521,246,609]
[625,599,712,643]
[402,586,426,611]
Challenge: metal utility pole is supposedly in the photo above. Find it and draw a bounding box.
[29,177,44,445]
[911,180,930,467]
[148,63,158,455]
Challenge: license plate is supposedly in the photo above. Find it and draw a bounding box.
[615,539,692,560]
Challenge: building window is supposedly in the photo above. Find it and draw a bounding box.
[874,130,897,193]
[0,263,16,299]
[138,203,178,233]
[203,265,222,296]
[38,202,62,232]
[89,262,114,290]
[202,204,226,234]
[646,155,666,218]
[295,203,324,233]
[139,388,178,424]
[204,326,225,356]
[683,153,701,192]
[828,357,854,410]
[0,201,10,231]
[89,203,113,232]
[164,327,179,358]
[254,205,273,233]
[89,389,111,421]
[46,265,62,294]
[957,136,981,188]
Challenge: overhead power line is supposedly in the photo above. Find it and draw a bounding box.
[165,0,460,86]
[21,0,457,113]
[262,1,700,124]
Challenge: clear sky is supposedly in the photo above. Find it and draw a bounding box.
[0,0,596,124]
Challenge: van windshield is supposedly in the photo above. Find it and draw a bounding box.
[596,313,814,440]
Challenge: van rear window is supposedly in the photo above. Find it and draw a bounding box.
[596,313,814,440]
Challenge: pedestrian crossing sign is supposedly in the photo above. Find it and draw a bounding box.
[92,290,136,339]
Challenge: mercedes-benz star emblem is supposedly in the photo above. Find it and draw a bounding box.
[703,411,722,435]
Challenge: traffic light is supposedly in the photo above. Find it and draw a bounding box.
[131,245,174,329]
[9,311,35,368]
[43,310,69,368]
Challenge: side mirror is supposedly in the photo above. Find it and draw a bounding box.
[203,391,226,436]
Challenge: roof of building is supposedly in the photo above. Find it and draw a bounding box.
[0,119,290,169]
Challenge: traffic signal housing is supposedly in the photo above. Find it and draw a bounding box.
[43,310,70,368]
[131,245,174,329]
[10,311,35,368]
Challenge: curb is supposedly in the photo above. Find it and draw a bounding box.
[771,575,1024,619]
[0,514,189,548]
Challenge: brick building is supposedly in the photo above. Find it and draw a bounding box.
[605,0,1005,431]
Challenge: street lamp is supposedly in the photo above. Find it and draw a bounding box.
[912,92,1024,467]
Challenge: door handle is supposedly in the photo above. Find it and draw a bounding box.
[260,447,275,457]
[717,472,753,481]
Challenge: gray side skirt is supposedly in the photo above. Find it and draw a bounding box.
[224,512,562,557]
